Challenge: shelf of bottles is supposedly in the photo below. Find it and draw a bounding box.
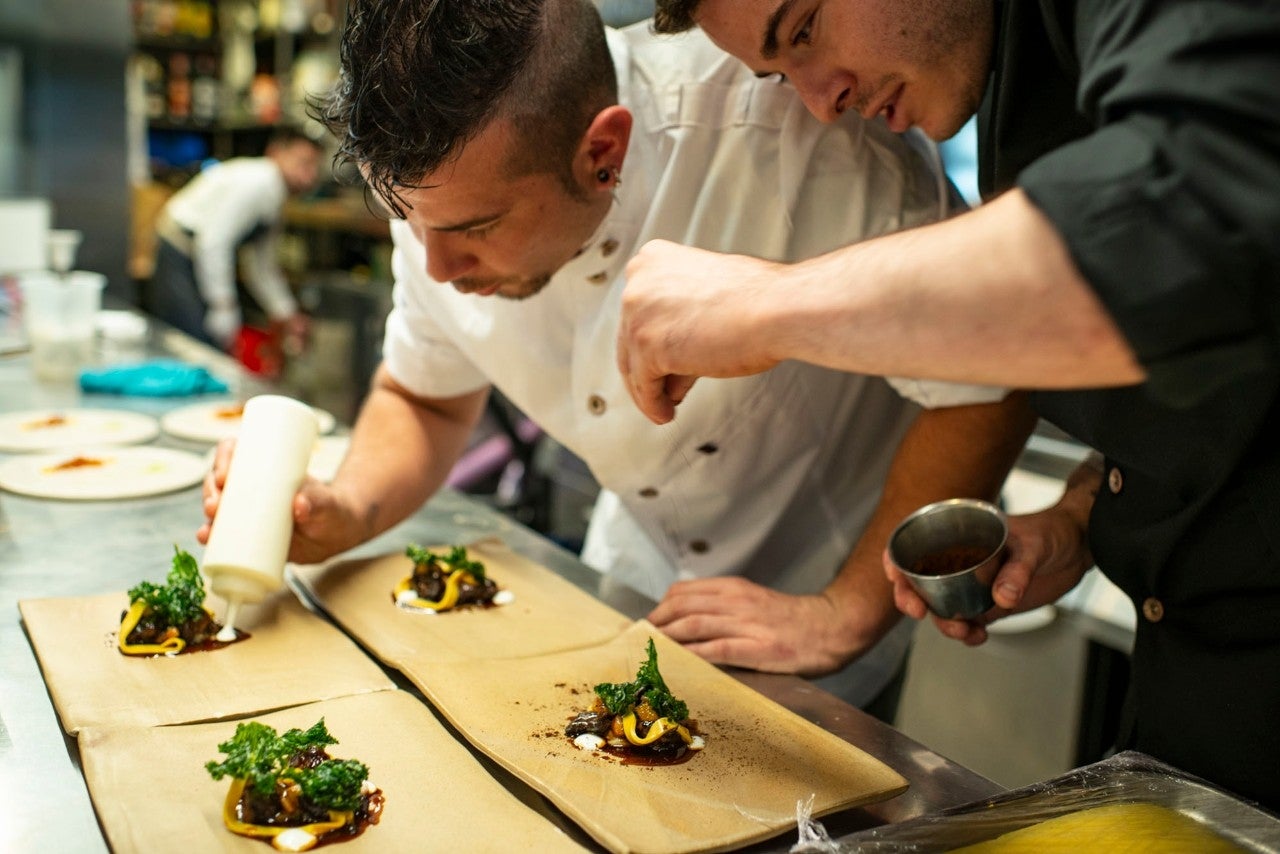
[131,0,340,176]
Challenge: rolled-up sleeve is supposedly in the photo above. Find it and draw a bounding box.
[1018,1,1280,408]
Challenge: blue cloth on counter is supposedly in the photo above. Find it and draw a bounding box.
[79,360,229,397]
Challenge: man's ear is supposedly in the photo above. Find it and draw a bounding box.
[578,105,634,189]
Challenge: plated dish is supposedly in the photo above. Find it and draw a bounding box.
[206,718,384,852]
[0,445,207,500]
[77,691,582,853]
[0,407,160,452]
[397,621,907,854]
[566,637,705,764]
[290,539,633,666]
[118,546,247,656]
[161,399,335,444]
[19,589,395,733]
[393,543,512,613]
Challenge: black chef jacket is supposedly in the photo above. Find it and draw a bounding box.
[977,0,1280,808]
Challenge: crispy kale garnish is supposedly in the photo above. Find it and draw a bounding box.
[293,759,370,812]
[405,543,486,583]
[127,546,206,627]
[594,638,689,722]
[205,718,367,811]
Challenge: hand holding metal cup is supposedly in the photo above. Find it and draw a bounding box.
[888,498,1008,621]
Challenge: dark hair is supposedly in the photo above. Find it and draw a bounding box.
[313,0,617,216]
[266,125,323,151]
[653,0,702,33]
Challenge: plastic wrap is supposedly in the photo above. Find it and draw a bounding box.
[819,752,1280,852]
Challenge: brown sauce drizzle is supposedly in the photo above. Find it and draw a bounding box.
[600,742,700,766]
[118,624,251,657]
[183,629,252,654]
[237,788,384,849]
[569,718,705,766]
[45,455,105,472]
[23,414,67,430]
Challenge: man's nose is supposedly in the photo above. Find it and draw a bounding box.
[423,232,477,283]
[793,68,856,123]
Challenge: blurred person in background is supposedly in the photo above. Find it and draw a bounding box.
[148,127,321,357]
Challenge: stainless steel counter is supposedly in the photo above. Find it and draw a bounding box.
[0,313,1002,852]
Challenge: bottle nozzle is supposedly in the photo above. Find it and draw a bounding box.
[216,598,242,643]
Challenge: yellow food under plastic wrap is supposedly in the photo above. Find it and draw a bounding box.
[951,803,1244,852]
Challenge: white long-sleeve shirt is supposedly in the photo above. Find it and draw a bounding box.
[382,24,1005,706]
[165,157,298,323]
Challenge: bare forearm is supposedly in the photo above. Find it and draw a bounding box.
[827,393,1039,650]
[332,365,488,542]
[773,190,1146,388]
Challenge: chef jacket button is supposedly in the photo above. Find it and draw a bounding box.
[587,271,609,284]
[1107,466,1123,494]
[601,238,620,257]
[587,394,607,415]
[638,487,658,498]
[689,539,709,554]
[697,442,718,454]
[1141,597,1164,623]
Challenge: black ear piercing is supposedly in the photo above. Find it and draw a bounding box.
[596,166,621,187]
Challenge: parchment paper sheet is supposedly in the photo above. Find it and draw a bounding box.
[292,538,632,666]
[402,621,907,854]
[79,690,588,853]
[20,587,395,733]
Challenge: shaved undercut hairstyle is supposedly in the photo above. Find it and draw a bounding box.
[314,0,617,215]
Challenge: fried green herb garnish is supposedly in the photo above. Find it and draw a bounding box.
[292,759,370,812]
[594,638,689,722]
[126,546,206,627]
[405,543,487,583]
[205,718,368,812]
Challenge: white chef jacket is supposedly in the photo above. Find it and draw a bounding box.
[165,157,298,322]
[382,24,1005,707]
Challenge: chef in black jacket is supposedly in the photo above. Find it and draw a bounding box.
[613,0,1280,808]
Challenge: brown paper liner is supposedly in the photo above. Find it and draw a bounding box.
[396,621,905,854]
[291,538,633,666]
[19,587,395,733]
[79,691,588,853]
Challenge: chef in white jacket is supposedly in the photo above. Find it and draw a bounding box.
[201,0,1036,716]
[150,127,321,350]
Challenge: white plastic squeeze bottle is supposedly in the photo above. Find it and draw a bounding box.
[202,395,319,641]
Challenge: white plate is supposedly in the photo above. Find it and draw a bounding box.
[0,409,160,453]
[0,446,207,500]
[160,399,335,443]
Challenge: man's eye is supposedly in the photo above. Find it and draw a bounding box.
[792,11,815,47]
[464,222,498,239]
[755,71,788,83]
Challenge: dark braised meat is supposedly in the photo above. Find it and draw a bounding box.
[240,779,334,828]
[411,558,498,605]
[125,607,220,647]
[564,639,702,763]
[236,745,381,830]
[565,711,611,738]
